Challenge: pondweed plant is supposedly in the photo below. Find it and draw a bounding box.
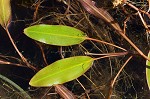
[24,24,128,98]
[24,24,127,86]
[1,0,150,98]
[24,0,150,98]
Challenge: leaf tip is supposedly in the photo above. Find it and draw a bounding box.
[29,78,34,86]
[23,28,27,34]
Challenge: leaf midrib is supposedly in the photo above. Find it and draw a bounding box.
[26,30,86,39]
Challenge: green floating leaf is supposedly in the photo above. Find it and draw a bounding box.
[29,56,94,87]
[24,24,86,46]
[146,51,150,89]
[0,0,11,28]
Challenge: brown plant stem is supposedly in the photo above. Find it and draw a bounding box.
[118,30,150,61]
[93,52,128,61]
[76,79,90,99]
[126,1,150,17]
[107,56,132,99]
[86,37,127,51]
[0,59,26,67]
[33,0,41,21]
[36,43,48,66]
[5,28,37,70]
[85,52,128,56]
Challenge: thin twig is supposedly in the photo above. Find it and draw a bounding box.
[5,28,37,70]
[93,52,128,61]
[76,79,90,99]
[107,56,132,99]
[33,0,41,21]
[85,52,128,56]
[126,2,150,18]
[0,59,26,67]
[86,37,127,51]
[36,43,48,66]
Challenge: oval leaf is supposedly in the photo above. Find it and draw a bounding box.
[146,51,150,89]
[0,0,11,28]
[24,24,86,46]
[29,56,94,87]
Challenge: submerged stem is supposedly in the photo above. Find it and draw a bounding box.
[5,28,36,70]
[86,37,127,51]
[93,52,128,61]
[118,30,150,61]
